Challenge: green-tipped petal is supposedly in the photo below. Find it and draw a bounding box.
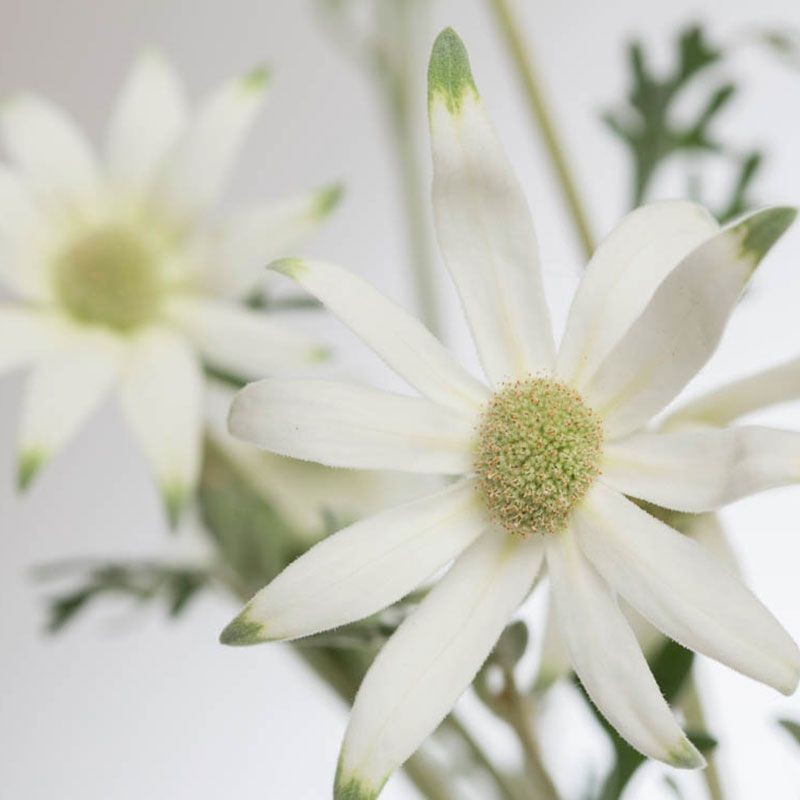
[313,182,344,218]
[163,481,189,529]
[738,206,796,264]
[219,608,267,646]
[242,64,271,91]
[17,449,44,491]
[334,760,382,800]
[428,28,478,113]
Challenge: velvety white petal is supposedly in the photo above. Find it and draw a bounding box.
[0,308,62,374]
[546,528,703,768]
[207,185,342,298]
[229,378,476,474]
[155,67,268,223]
[336,528,544,798]
[685,513,742,577]
[428,30,555,384]
[17,329,122,489]
[533,589,571,692]
[578,483,800,695]
[221,479,486,644]
[557,201,718,388]
[665,355,800,429]
[167,296,326,382]
[0,94,99,210]
[106,51,187,194]
[271,258,489,415]
[118,327,203,525]
[584,207,796,438]
[602,426,800,512]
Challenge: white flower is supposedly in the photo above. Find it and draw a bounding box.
[223,28,800,799]
[0,53,339,523]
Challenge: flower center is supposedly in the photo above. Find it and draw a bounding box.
[55,225,163,331]
[474,378,603,536]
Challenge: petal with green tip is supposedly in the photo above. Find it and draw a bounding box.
[428,27,555,385]
[119,327,202,528]
[584,206,797,438]
[219,609,265,646]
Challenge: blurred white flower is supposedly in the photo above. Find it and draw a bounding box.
[223,28,800,799]
[0,53,339,523]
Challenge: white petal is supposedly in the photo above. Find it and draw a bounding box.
[17,329,122,488]
[428,30,555,384]
[533,588,571,692]
[337,528,544,798]
[584,207,796,438]
[665,355,800,429]
[155,67,268,222]
[106,51,188,194]
[207,185,343,298]
[557,201,718,388]
[578,483,800,695]
[546,528,703,768]
[0,308,61,375]
[118,327,203,525]
[221,479,486,644]
[229,378,476,474]
[685,513,741,577]
[602,426,800,512]
[271,258,489,415]
[167,296,326,382]
[1,94,99,210]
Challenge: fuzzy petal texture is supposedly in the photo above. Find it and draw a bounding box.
[118,327,203,525]
[271,258,488,415]
[16,329,122,489]
[584,207,796,439]
[546,527,703,768]
[105,51,187,195]
[578,483,800,695]
[221,479,486,644]
[155,67,268,223]
[208,185,342,298]
[557,201,718,389]
[665,355,800,429]
[229,378,476,474]
[167,296,326,382]
[1,94,99,211]
[428,29,555,384]
[602,426,800,512]
[336,528,544,799]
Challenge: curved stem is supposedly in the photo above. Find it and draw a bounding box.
[683,677,727,800]
[487,0,596,259]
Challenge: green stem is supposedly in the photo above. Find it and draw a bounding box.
[683,678,727,800]
[487,0,596,259]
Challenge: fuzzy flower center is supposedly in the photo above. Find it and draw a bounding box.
[474,378,603,536]
[55,225,163,331]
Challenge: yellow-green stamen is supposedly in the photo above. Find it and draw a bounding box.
[474,378,603,536]
[55,225,163,331]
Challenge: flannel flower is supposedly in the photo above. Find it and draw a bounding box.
[0,53,338,523]
[223,29,800,799]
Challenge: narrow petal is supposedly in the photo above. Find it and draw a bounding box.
[557,201,718,388]
[584,207,796,438]
[106,51,188,194]
[0,93,99,210]
[578,483,800,695]
[17,330,122,489]
[220,479,486,644]
[229,378,476,474]
[665,355,800,428]
[271,258,489,415]
[602,426,800,512]
[0,308,61,375]
[546,528,703,768]
[208,185,343,298]
[167,296,326,381]
[118,328,203,525]
[336,528,544,799]
[533,589,571,692]
[428,29,555,384]
[155,66,269,222]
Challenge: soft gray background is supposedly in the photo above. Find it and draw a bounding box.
[1,1,799,798]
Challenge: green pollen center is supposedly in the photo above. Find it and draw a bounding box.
[55,225,163,331]
[474,378,603,536]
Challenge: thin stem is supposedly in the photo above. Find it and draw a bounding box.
[502,667,562,800]
[487,0,596,259]
[683,678,727,800]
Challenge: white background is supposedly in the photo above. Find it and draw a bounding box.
[1,0,800,798]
